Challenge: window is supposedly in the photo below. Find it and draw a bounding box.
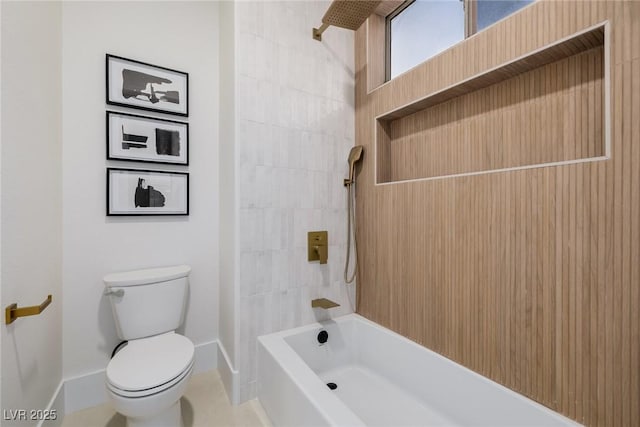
[387,0,465,80]
[387,0,534,80]
[476,0,534,32]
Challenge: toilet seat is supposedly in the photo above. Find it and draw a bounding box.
[107,359,194,398]
[106,332,194,397]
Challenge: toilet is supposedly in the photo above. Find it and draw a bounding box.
[103,265,194,427]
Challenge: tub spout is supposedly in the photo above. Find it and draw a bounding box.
[311,298,340,309]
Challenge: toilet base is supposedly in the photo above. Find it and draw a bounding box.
[126,400,182,427]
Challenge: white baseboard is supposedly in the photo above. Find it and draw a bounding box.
[64,369,107,414]
[38,381,65,427]
[193,339,218,374]
[217,340,240,405]
[63,340,219,415]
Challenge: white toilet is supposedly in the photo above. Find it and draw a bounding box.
[103,265,194,427]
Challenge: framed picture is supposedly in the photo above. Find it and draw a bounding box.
[106,54,189,117]
[107,111,188,165]
[107,168,189,216]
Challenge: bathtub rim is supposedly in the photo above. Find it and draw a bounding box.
[258,317,365,426]
[258,313,581,427]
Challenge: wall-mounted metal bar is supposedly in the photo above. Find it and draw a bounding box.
[312,23,330,41]
[5,295,52,325]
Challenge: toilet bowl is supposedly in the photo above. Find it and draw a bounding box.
[106,333,194,427]
[103,265,194,427]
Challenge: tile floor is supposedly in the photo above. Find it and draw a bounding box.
[61,370,272,427]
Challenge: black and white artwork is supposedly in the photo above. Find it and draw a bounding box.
[107,112,188,165]
[106,54,189,116]
[107,168,189,216]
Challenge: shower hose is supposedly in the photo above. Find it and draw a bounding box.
[344,182,357,284]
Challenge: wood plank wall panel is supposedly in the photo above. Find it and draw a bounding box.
[385,47,604,181]
[367,14,386,90]
[354,1,639,426]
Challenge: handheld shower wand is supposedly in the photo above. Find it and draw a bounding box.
[344,146,363,284]
[344,145,363,187]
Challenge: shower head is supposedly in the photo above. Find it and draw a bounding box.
[345,145,364,187]
[313,0,382,41]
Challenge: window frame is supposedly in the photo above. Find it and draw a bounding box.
[384,0,417,82]
[384,0,532,82]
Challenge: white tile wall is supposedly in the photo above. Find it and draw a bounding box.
[234,0,355,402]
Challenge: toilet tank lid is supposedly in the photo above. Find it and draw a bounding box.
[103,265,191,287]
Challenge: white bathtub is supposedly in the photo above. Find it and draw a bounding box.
[258,314,580,427]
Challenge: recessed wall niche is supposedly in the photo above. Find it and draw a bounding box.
[375,23,609,185]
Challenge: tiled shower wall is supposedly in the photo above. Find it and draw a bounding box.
[234,1,355,401]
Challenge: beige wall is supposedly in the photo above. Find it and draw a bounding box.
[4,1,221,415]
[355,1,639,426]
[61,0,220,384]
[230,0,355,403]
[1,2,63,425]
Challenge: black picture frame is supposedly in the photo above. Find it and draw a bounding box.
[107,168,189,216]
[106,54,189,117]
[106,111,189,165]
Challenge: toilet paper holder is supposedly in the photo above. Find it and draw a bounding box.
[5,294,52,325]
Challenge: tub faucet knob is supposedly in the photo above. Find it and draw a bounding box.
[308,231,328,264]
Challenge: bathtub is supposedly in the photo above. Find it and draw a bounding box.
[257,314,580,427]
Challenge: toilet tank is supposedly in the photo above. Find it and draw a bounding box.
[104,265,191,340]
